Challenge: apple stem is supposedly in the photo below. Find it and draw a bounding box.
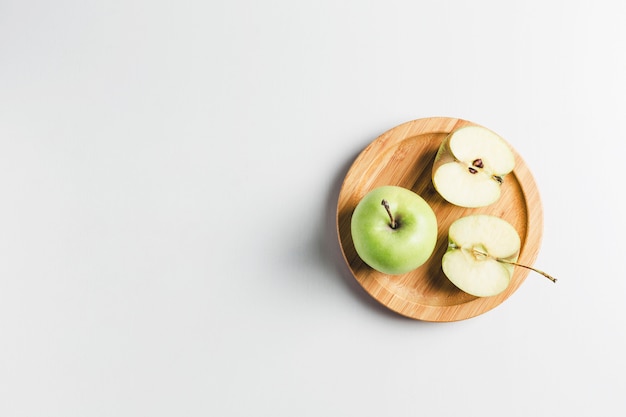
[381,199,397,229]
[499,259,558,283]
[472,249,557,283]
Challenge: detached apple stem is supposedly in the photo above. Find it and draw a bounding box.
[472,249,557,283]
[381,199,397,229]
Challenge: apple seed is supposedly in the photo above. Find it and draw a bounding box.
[472,158,484,168]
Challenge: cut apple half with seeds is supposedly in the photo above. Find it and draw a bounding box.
[432,126,515,208]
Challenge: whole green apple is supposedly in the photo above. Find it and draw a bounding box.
[351,185,438,275]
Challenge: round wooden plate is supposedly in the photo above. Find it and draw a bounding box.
[336,117,543,322]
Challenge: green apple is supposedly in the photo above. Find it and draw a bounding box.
[442,214,556,297]
[351,185,438,275]
[432,125,515,208]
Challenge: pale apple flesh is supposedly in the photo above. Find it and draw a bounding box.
[442,215,521,297]
[432,126,515,208]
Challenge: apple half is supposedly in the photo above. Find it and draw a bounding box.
[432,126,515,208]
[442,214,521,297]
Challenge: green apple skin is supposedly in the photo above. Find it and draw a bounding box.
[351,185,438,275]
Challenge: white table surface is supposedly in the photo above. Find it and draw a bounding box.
[1,1,625,416]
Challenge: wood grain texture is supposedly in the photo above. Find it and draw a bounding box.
[336,117,543,322]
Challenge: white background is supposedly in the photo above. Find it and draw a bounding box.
[1,1,625,416]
